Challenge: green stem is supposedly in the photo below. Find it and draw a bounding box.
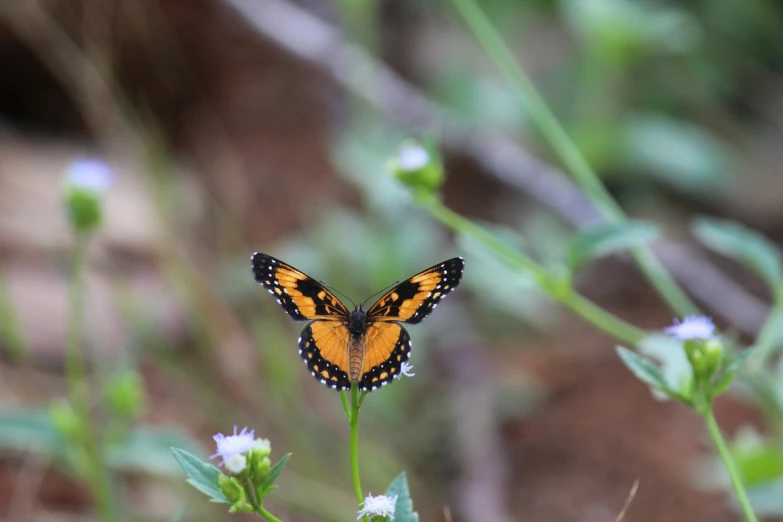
[341,389,351,421]
[257,506,283,522]
[703,409,758,522]
[0,270,28,363]
[349,384,369,522]
[448,0,699,317]
[65,234,115,522]
[421,197,646,345]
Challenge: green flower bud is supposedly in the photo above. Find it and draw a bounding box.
[701,338,724,381]
[104,370,146,419]
[389,140,444,197]
[64,159,112,233]
[218,474,253,513]
[48,401,81,442]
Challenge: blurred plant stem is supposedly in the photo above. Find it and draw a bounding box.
[0,271,28,363]
[65,233,116,522]
[448,0,700,318]
[256,506,283,522]
[336,0,380,127]
[703,409,759,522]
[749,284,783,371]
[420,196,646,345]
[349,385,369,522]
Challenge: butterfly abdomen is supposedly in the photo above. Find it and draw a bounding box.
[348,334,366,382]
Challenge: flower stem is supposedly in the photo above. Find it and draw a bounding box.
[65,233,115,522]
[703,409,758,522]
[420,197,646,345]
[349,384,369,522]
[448,0,699,317]
[257,506,283,522]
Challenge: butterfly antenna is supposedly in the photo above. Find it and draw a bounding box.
[319,280,356,308]
[361,280,399,308]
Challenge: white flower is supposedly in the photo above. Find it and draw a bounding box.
[395,362,415,380]
[211,426,257,469]
[254,437,271,453]
[664,316,716,341]
[225,453,248,474]
[67,158,113,192]
[357,493,397,520]
[397,143,429,171]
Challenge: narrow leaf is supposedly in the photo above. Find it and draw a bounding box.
[385,472,419,522]
[711,348,755,397]
[261,453,291,491]
[616,346,674,394]
[693,217,782,291]
[567,221,659,271]
[171,448,229,504]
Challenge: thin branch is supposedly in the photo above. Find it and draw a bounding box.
[220,0,769,333]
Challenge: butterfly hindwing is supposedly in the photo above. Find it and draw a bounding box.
[367,257,464,324]
[299,321,352,391]
[252,253,350,321]
[357,322,411,392]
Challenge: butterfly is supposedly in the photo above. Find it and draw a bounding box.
[251,253,465,392]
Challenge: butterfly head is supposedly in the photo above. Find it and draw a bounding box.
[348,306,367,336]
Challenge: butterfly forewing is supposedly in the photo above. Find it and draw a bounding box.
[367,257,464,324]
[357,322,411,391]
[251,253,350,321]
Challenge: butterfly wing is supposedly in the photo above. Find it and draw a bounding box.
[252,253,350,321]
[357,322,411,392]
[367,257,464,324]
[299,321,352,390]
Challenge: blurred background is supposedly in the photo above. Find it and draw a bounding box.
[1,0,783,520]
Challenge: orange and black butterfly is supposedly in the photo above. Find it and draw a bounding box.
[251,253,464,392]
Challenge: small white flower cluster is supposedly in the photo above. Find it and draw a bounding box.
[67,158,113,192]
[211,426,270,474]
[357,493,398,520]
[664,315,716,341]
[397,143,430,171]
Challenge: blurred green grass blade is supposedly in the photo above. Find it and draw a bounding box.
[385,472,419,522]
[567,221,659,271]
[0,272,28,362]
[693,217,783,292]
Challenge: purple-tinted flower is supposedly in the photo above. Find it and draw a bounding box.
[357,493,397,520]
[664,316,716,341]
[211,426,256,470]
[67,158,113,192]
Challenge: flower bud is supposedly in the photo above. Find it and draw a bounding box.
[49,401,81,442]
[64,158,112,233]
[104,370,146,420]
[389,140,444,197]
[218,474,252,513]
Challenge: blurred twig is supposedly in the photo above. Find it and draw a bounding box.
[221,0,770,334]
[614,479,639,522]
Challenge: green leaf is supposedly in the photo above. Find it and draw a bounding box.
[693,217,782,291]
[566,221,659,271]
[0,410,62,455]
[261,453,291,491]
[616,346,685,401]
[171,448,229,504]
[385,472,419,522]
[711,348,755,397]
